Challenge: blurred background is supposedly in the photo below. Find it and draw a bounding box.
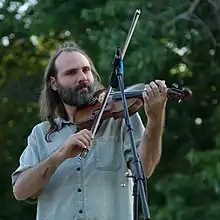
[1,0,220,219]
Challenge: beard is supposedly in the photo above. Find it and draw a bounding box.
[57,80,102,108]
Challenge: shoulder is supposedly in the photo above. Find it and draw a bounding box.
[31,121,50,134]
[29,119,59,139]
[29,117,63,139]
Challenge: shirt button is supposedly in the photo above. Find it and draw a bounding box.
[79,209,83,214]
[77,188,82,192]
[76,167,80,171]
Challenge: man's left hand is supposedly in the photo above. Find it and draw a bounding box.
[142,80,167,121]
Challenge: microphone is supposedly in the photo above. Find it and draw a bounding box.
[109,47,122,89]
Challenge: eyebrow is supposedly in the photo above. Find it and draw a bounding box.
[62,66,91,74]
[63,68,77,73]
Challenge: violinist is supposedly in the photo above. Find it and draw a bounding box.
[11,41,167,220]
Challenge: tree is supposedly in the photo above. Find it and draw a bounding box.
[0,0,220,219]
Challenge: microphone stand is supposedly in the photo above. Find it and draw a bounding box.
[79,9,150,220]
[110,47,150,220]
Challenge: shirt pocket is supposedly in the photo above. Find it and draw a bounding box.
[93,136,122,172]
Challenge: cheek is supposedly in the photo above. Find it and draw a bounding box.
[58,76,77,86]
[87,72,94,84]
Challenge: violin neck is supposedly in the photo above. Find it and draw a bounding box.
[111,90,143,100]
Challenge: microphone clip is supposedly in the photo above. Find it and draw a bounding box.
[109,47,124,89]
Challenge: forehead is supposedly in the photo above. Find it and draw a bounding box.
[55,51,90,74]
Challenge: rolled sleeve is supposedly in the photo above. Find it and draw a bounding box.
[11,126,40,203]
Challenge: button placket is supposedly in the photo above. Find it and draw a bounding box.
[76,158,85,217]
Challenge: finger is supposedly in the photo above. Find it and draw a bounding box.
[142,91,149,103]
[77,130,93,147]
[149,82,160,97]
[79,133,92,146]
[81,129,93,137]
[83,129,94,139]
[155,80,167,96]
[78,136,91,148]
[82,132,93,146]
[75,139,88,149]
[145,84,154,99]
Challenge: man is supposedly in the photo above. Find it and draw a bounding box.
[11,41,167,220]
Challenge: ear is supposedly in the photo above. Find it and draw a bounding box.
[50,76,58,91]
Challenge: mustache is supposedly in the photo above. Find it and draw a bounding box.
[75,82,90,91]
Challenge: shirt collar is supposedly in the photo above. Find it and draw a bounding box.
[55,117,75,130]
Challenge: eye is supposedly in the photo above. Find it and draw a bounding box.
[66,69,77,75]
[82,66,91,73]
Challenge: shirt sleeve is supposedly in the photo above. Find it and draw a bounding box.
[11,126,40,203]
[122,112,145,164]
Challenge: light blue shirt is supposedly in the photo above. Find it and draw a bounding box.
[12,113,145,220]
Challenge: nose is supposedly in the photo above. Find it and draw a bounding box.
[78,69,87,82]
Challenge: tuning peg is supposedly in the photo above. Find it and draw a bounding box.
[181,87,192,97]
[172,83,179,89]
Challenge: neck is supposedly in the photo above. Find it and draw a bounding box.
[63,103,77,122]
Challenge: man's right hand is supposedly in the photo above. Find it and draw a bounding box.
[58,129,93,159]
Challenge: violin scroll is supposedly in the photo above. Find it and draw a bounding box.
[168,83,192,102]
[73,82,192,131]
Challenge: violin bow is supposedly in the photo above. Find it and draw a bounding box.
[79,9,141,160]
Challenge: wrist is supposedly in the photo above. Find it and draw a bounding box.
[53,148,67,164]
[147,117,164,135]
[148,111,165,125]
[147,117,163,127]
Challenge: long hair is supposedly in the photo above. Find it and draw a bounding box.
[39,41,103,142]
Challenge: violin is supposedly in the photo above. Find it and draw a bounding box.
[73,83,192,131]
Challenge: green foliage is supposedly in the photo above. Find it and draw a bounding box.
[1,0,220,219]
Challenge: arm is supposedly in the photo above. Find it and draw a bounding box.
[138,116,164,178]
[13,150,65,201]
[138,80,167,178]
[12,128,93,201]
[127,80,167,178]
[127,116,164,179]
